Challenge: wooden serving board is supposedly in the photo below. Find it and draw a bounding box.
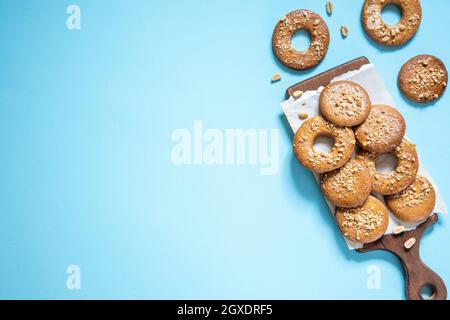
[286,57,447,300]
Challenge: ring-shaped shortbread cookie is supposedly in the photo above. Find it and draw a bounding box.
[356,139,419,195]
[361,0,422,46]
[293,116,355,173]
[273,9,330,70]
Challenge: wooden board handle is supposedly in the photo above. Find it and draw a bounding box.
[357,214,447,300]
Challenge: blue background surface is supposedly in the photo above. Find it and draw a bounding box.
[0,0,449,299]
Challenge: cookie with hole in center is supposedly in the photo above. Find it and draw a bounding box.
[320,80,372,127]
[356,139,419,195]
[293,116,355,173]
[272,9,330,70]
[398,54,448,103]
[385,176,435,223]
[361,0,422,46]
[321,158,372,208]
[336,195,389,243]
[355,104,406,154]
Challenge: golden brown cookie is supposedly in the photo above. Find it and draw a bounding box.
[385,176,435,223]
[361,0,421,46]
[355,104,406,154]
[293,116,355,173]
[336,195,389,243]
[319,81,372,127]
[321,158,372,208]
[356,139,419,195]
[398,54,448,103]
[272,10,330,70]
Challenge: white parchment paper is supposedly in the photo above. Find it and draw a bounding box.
[281,63,447,250]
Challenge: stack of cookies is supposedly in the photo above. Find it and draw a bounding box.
[293,80,436,244]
